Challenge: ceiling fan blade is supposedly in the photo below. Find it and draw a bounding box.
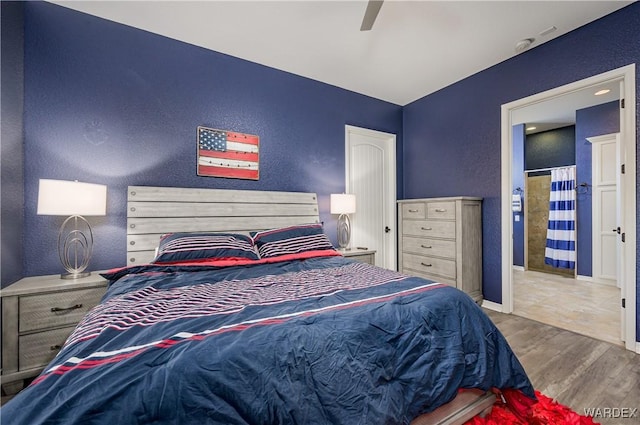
[360,0,384,31]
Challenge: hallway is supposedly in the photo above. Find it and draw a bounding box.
[513,269,622,346]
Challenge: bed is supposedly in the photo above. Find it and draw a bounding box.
[1,186,535,424]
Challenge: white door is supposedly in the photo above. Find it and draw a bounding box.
[345,125,396,270]
[588,132,624,341]
[589,133,620,286]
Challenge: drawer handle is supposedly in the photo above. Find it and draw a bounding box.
[50,344,62,351]
[51,304,83,313]
[421,227,432,231]
[421,245,433,249]
[435,208,447,212]
[421,262,433,267]
[408,209,419,213]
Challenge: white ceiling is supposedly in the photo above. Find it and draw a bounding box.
[51,0,632,107]
[514,79,621,134]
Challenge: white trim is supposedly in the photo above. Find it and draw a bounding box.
[636,342,640,355]
[345,125,397,270]
[481,300,503,312]
[501,64,636,351]
[576,274,594,282]
[577,274,619,288]
[512,265,525,272]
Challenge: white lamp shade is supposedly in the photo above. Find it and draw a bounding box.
[37,179,107,216]
[330,194,356,214]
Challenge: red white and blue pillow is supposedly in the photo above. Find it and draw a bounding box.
[251,224,336,259]
[152,233,260,264]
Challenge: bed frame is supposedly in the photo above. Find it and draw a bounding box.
[126,185,320,266]
[125,185,495,424]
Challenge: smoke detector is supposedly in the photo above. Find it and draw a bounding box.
[515,38,535,53]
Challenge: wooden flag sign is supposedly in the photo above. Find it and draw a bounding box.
[197,126,260,180]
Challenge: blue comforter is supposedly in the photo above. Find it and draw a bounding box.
[1,256,533,424]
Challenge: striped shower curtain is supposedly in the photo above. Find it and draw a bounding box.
[544,167,576,269]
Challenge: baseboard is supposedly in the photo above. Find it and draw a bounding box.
[576,274,593,282]
[512,265,525,272]
[577,275,619,287]
[481,300,503,312]
[636,342,640,355]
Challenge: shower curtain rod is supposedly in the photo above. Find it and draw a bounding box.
[524,165,576,173]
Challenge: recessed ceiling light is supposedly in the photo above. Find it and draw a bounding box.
[526,126,537,131]
[595,89,611,96]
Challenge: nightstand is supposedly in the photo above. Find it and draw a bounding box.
[341,248,376,265]
[1,272,108,395]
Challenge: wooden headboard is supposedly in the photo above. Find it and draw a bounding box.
[126,186,320,266]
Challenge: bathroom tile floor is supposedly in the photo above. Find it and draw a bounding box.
[512,269,622,346]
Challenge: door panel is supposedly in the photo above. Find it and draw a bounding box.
[590,135,619,286]
[345,126,396,270]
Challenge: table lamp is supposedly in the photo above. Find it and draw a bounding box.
[330,193,356,250]
[37,179,107,279]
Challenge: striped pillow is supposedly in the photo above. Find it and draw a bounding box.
[251,224,335,259]
[152,233,259,264]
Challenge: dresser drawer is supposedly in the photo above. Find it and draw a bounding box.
[402,220,456,239]
[403,269,457,287]
[19,326,74,370]
[401,203,426,219]
[402,253,456,279]
[402,237,456,259]
[426,201,456,220]
[19,287,104,333]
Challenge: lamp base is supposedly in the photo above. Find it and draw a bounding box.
[336,213,352,250]
[58,215,94,280]
[60,271,91,280]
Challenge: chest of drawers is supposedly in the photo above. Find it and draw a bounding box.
[398,197,482,302]
[1,273,108,395]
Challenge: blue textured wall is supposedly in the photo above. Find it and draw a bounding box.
[575,101,620,277]
[4,1,640,340]
[525,126,575,172]
[19,2,402,277]
[402,0,639,329]
[1,1,25,287]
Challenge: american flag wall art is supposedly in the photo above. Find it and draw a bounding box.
[197,126,260,180]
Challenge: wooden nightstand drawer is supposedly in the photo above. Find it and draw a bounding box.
[342,249,376,265]
[19,287,104,333]
[19,326,74,370]
[2,272,109,395]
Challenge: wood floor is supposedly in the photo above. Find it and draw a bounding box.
[513,269,622,346]
[485,309,639,425]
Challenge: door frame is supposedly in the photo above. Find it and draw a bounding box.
[345,125,397,270]
[500,64,637,352]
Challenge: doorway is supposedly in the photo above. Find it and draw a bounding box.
[500,65,637,352]
[345,125,397,270]
[525,170,575,278]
